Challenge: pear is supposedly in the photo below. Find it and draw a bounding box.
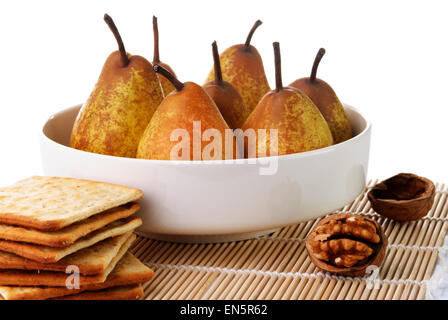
[152,16,176,96]
[137,65,236,160]
[242,42,333,157]
[205,20,270,113]
[70,14,163,158]
[289,48,352,143]
[203,41,249,129]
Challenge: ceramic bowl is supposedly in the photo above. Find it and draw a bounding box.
[40,104,371,242]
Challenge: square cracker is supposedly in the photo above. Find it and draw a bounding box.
[0,202,139,247]
[0,231,135,275]
[0,217,142,263]
[0,231,135,287]
[0,252,153,300]
[0,176,143,231]
[54,285,144,300]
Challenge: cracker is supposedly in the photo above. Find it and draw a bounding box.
[0,176,143,230]
[0,232,135,275]
[0,217,142,263]
[54,285,144,300]
[0,202,139,247]
[0,231,135,287]
[0,252,153,300]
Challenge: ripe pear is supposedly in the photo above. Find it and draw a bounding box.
[71,14,163,158]
[203,41,249,129]
[152,16,176,96]
[289,48,352,143]
[242,42,333,157]
[137,65,236,160]
[205,20,270,113]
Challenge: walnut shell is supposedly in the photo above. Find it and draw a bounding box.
[368,173,435,221]
[305,213,388,277]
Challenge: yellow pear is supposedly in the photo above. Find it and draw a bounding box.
[205,20,270,113]
[242,42,333,157]
[70,14,163,158]
[138,65,236,160]
[289,48,352,143]
[203,41,249,129]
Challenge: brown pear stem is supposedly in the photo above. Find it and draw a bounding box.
[310,48,326,83]
[153,64,184,91]
[153,16,160,63]
[273,42,282,92]
[212,41,223,83]
[244,20,262,49]
[104,14,129,67]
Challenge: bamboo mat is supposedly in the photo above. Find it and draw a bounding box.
[130,179,448,300]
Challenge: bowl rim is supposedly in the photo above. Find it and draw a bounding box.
[40,103,371,166]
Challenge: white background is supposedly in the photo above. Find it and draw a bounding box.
[0,0,447,186]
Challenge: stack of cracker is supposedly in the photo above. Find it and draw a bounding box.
[0,176,154,300]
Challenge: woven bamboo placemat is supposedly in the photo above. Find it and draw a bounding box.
[130,179,448,300]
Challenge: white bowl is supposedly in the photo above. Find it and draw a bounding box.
[40,104,371,242]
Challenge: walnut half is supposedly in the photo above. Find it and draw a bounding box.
[368,173,435,221]
[305,213,388,277]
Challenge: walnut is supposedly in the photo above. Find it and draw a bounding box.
[305,213,387,276]
[368,173,435,221]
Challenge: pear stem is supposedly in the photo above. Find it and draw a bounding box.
[310,48,326,83]
[104,14,129,67]
[244,20,262,50]
[153,64,184,91]
[212,41,223,83]
[273,42,282,92]
[153,16,160,63]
